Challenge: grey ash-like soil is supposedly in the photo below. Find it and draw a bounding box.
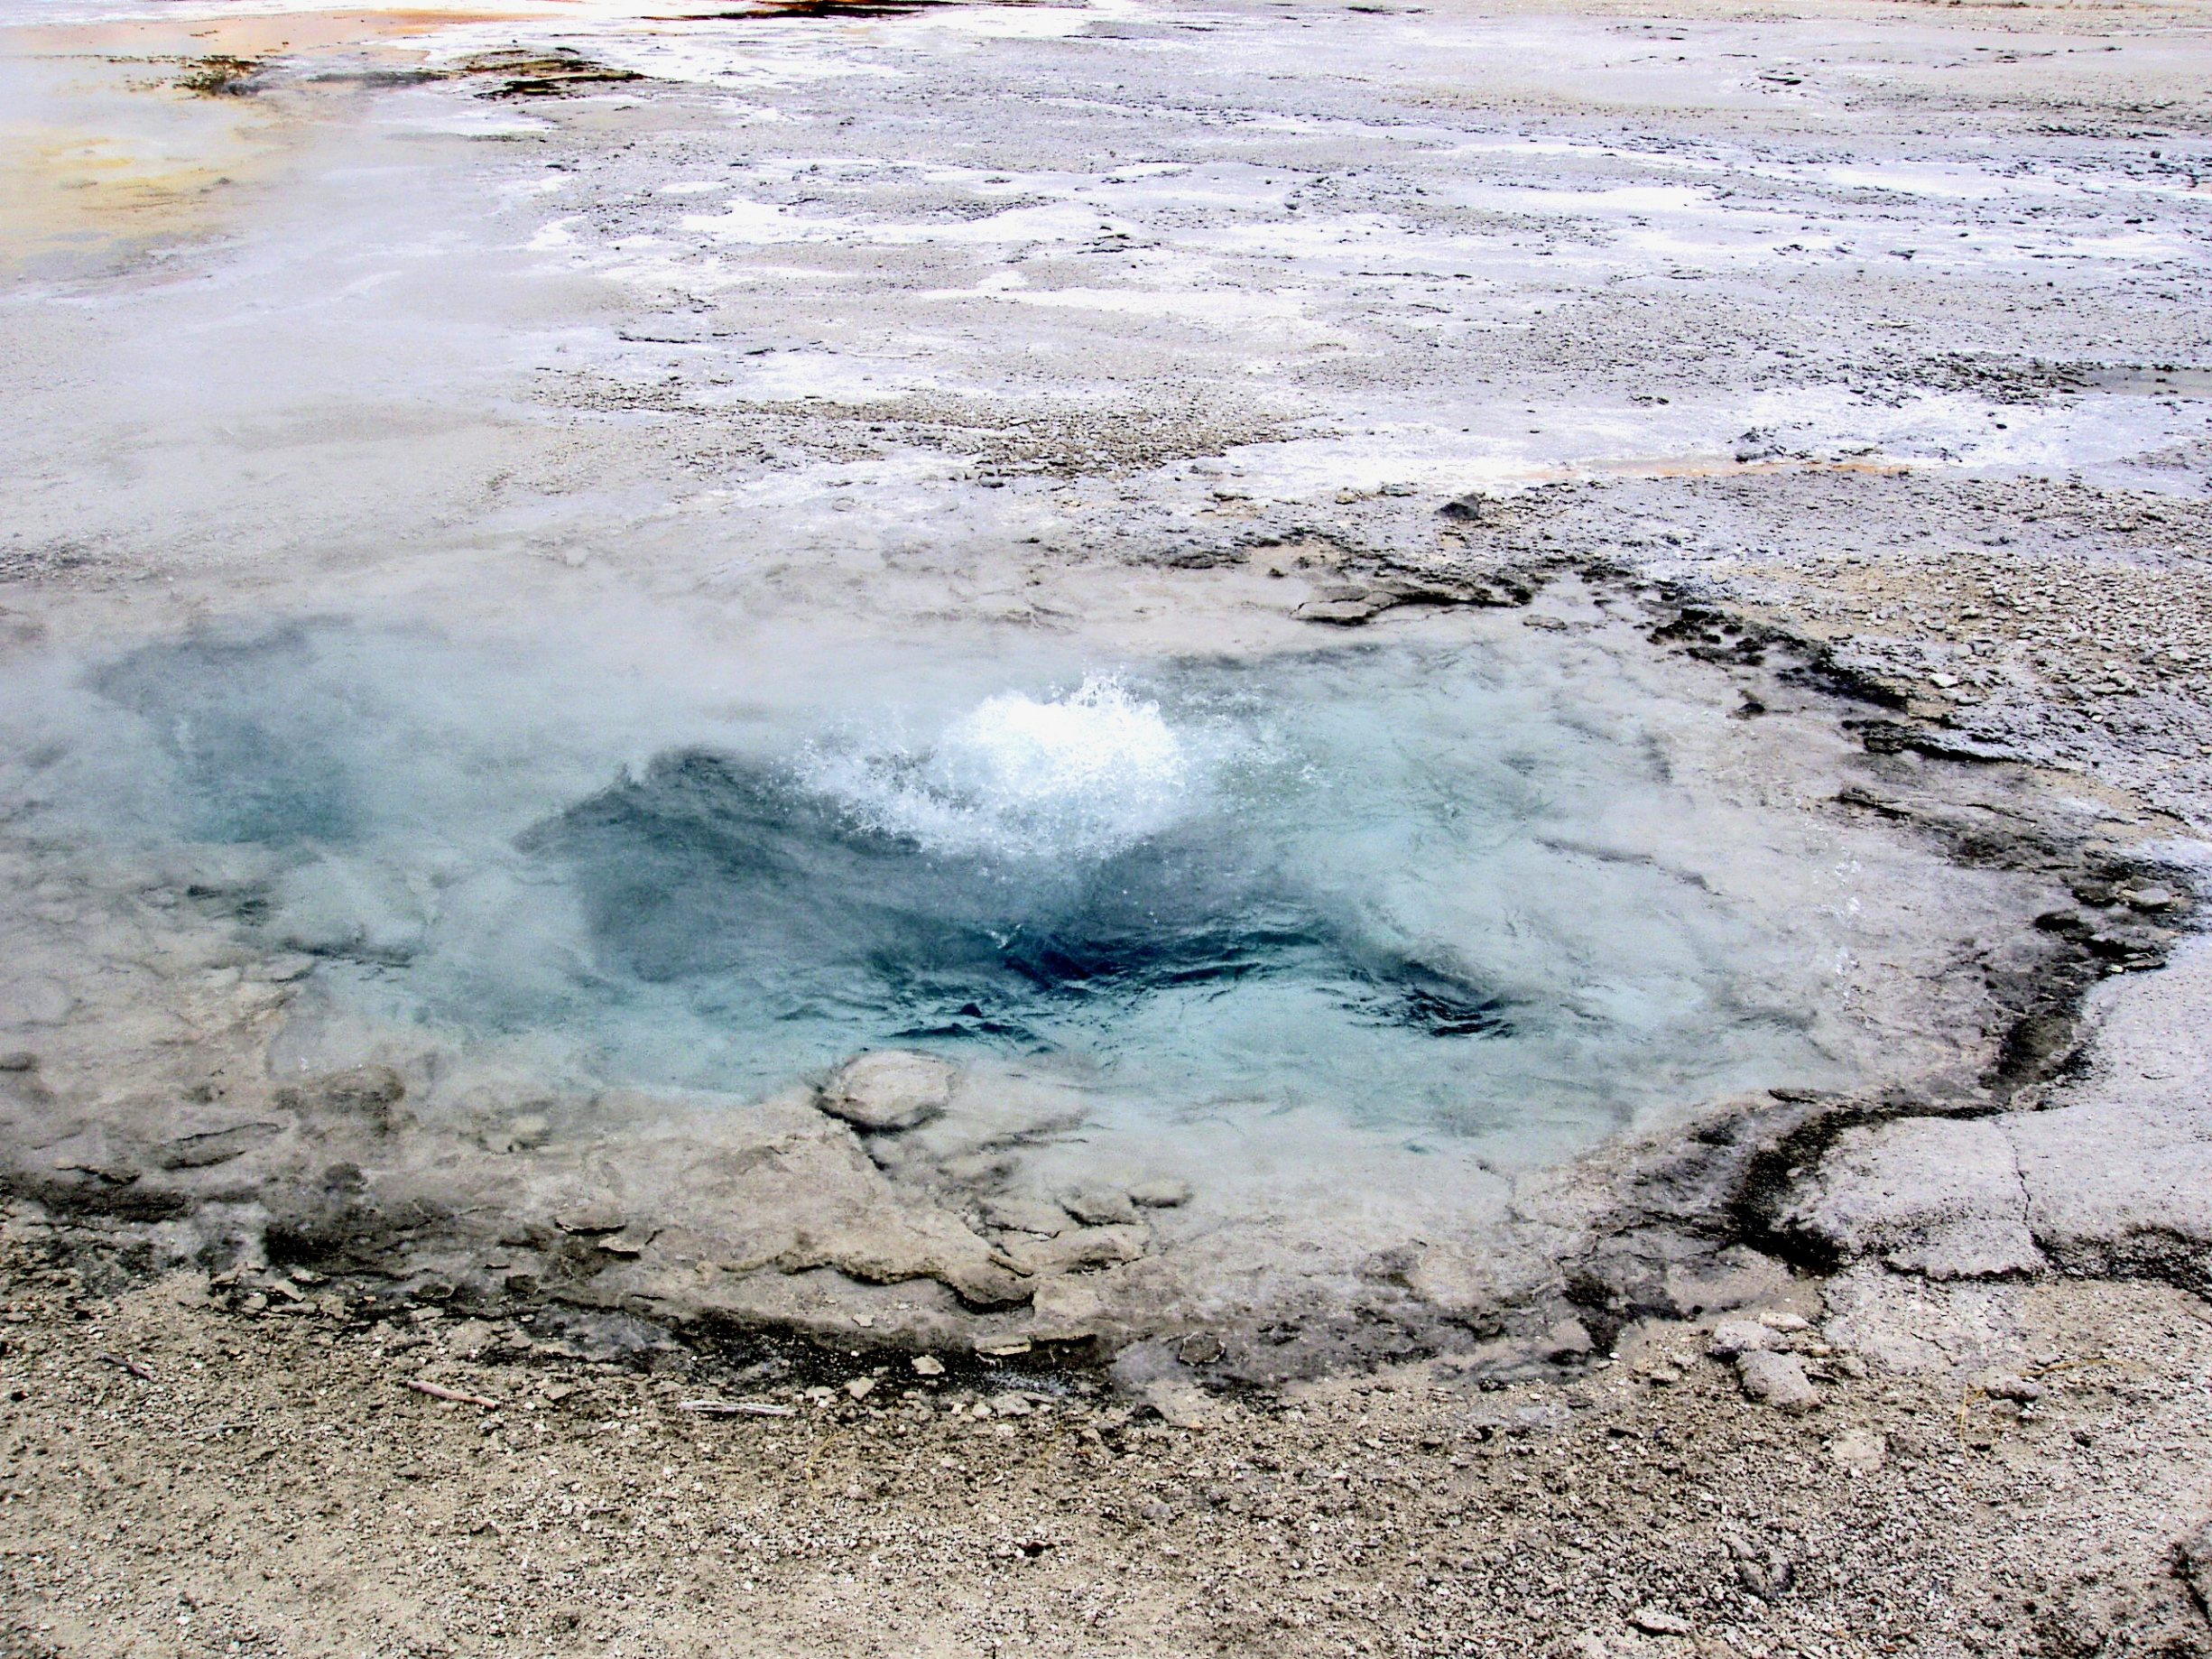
[6,1227,2212,1659]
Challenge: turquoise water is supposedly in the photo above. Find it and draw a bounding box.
[15,616,1859,1163]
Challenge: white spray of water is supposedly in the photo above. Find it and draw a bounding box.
[802,675,1199,861]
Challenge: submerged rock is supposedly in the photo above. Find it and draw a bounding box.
[819,1052,957,1133]
[1003,1224,1148,1277]
[1128,1177,1192,1209]
[1062,1187,1139,1226]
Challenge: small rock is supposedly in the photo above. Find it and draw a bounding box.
[444,1319,497,1360]
[1828,1427,1887,1471]
[1707,1318,1778,1359]
[1736,1556,1796,1600]
[1177,1331,1226,1366]
[1127,1177,1192,1209]
[844,1376,875,1401]
[818,1051,956,1132]
[976,1338,1032,1358]
[503,1113,551,1151]
[1000,1224,1148,1276]
[1736,1350,1820,1413]
[911,1355,946,1377]
[1981,1371,2045,1404]
[1029,1277,1106,1343]
[981,1195,1074,1237]
[1061,1188,1138,1227]
[1142,1378,1225,1430]
[1538,1318,1594,1362]
[156,1121,281,1171]
[1628,1607,1692,1636]
[553,1201,625,1237]
[2121,884,2178,912]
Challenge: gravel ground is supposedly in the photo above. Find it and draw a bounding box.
[5,1221,2212,1659]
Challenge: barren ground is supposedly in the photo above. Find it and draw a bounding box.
[5,0,2212,1653]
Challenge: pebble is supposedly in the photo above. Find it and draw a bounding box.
[443,1319,497,1360]
[1707,1318,1778,1358]
[552,1201,626,1237]
[911,1355,946,1376]
[1735,1350,1820,1413]
[817,1051,956,1132]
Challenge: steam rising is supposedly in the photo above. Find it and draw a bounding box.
[2,619,1874,1163]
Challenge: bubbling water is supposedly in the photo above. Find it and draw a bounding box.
[15,618,1884,1172]
[800,675,1204,863]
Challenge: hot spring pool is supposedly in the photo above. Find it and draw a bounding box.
[16,608,1886,1183]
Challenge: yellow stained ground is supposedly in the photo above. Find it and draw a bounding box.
[0,9,542,272]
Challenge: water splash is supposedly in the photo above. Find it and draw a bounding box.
[800,674,1201,862]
